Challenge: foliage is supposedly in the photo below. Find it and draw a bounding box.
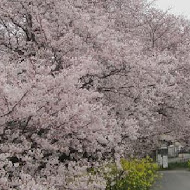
[160,161,189,170]
[100,157,159,190]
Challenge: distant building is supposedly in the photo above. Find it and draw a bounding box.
[156,134,183,168]
[159,134,183,157]
[168,145,175,157]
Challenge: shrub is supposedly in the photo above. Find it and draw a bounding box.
[101,157,159,190]
[167,161,189,170]
[188,160,190,170]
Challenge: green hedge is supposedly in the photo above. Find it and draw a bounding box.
[166,161,189,170]
[188,160,190,170]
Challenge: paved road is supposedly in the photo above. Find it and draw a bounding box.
[152,170,190,190]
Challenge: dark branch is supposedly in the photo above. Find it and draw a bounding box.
[0,91,29,118]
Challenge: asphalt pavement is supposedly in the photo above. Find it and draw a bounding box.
[152,170,190,190]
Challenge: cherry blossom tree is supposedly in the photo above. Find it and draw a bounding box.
[0,0,130,189]
[1,0,190,189]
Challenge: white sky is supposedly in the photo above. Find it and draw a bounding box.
[152,0,190,19]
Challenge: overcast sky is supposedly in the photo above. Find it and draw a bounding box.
[152,0,190,19]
